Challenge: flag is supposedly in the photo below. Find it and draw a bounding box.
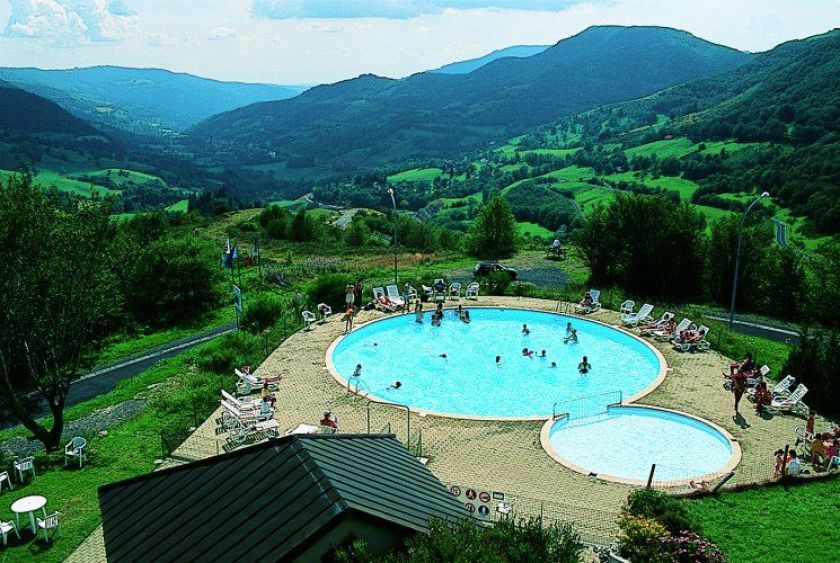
[224,237,231,255]
[252,239,259,256]
[232,244,239,261]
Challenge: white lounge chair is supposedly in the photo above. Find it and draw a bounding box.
[619,300,635,316]
[234,368,281,394]
[767,373,795,397]
[639,312,674,335]
[769,384,809,415]
[36,511,60,543]
[673,325,709,352]
[575,289,601,314]
[621,303,654,327]
[222,389,262,411]
[302,310,316,330]
[221,399,274,429]
[448,282,462,301]
[465,282,480,300]
[653,318,691,341]
[317,303,332,322]
[385,285,405,308]
[64,437,87,468]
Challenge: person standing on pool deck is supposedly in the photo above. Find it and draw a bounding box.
[731,369,747,415]
[345,282,355,311]
[578,356,591,374]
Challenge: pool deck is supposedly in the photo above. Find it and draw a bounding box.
[68,297,824,559]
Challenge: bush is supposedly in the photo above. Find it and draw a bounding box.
[618,516,669,562]
[783,329,839,417]
[242,294,285,334]
[308,273,356,312]
[656,530,727,563]
[481,270,514,295]
[624,489,698,534]
[196,347,237,374]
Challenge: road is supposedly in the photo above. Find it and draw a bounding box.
[0,322,237,429]
[772,218,788,248]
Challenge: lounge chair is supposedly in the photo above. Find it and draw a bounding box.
[619,300,635,316]
[575,289,601,314]
[385,285,405,308]
[302,310,316,330]
[639,312,674,336]
[465,282,480,300]
[221,400,274,431]
[432,279,447,302]
[222,389,262,411]
[372,287,395,312]
[621,303,654,327]
[768,384,808,415]
[673,325,709,352]
[745,369,792,398]
[234,368,281,394]
[449,282,462,301]
[64,437,87,468]
[794,425,814,444]
[653,318,691,341]
[317,303,332,322]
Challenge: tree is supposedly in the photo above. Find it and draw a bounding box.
[124,236,223,327]
[290,209,319,242]
[0,174,117,450]
[242,294,285,356]
[465,196,517,259]
[344,218,369,247]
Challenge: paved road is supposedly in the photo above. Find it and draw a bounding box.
[772,218,788,248]
[0,322,237,429]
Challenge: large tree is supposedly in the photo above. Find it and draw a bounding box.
[465,196,518,259]
[0,174,117,450]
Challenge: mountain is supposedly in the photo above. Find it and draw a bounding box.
[191,26,749,172]
[0,66,307,134]
[0,79,96,136]
[431,45,549,74]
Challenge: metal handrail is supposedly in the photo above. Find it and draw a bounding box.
[365,398,411,444]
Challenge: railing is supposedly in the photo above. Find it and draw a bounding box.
[365,398,411,442]
[551,390,623,421]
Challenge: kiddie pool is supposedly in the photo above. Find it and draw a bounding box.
[540,405,741,485]
[326,307,666,420]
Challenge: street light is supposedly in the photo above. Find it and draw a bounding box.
[386,186,398,285]
[729,191,770,328]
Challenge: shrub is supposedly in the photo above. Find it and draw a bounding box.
[308,273,356,312]
[624,489,697,534]
[242,294,285,334]
[196,347,237,374]
[481,270,514,295]
[783,328,839,417]
[656,531,727,563]
[618,516,669,562]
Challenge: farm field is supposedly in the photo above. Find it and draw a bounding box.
[604,171,700,201]
[387,167,443,183]
[0,168,117,197]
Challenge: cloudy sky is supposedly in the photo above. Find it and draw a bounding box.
[0,1,838,85]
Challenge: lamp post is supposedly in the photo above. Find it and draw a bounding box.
[729,191,769,328]
[387,186,398,285]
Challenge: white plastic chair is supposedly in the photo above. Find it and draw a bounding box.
[64,437,87,468]
[317,303,332,323]
[0,471,12,494]
[0,520,19,546]
[619,300,635,316]
[465,282,480,300]
[36,511,61,543]
[448,282,462,301]
[302,310,316,330]
[13,457,34,483]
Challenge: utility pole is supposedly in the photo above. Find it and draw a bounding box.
[729,191,769,328]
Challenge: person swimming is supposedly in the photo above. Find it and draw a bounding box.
[578,356,592,374]
[522,348,534,358]
[550,361,557,368]
[540,350,547,358]
[522,324,530,335]
[495,355,502,366]
[565,322,573,335]
[352,364,362,378]
[387,381,402,390]
[564,328,578,344]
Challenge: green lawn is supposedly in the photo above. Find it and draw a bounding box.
[684,478,840,563]
[624,137,696,159]
[518,148,580,158]
[165,199,189,213]
[387,167,443,183]
[0,169,118,197]
[516,221,554,238]
[604,172,700,202]
[70,168,164,188]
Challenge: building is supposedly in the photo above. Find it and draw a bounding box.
[98,434,468,562]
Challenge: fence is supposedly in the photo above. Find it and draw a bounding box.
[552,390,623,421]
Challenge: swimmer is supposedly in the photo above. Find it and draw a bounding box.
[540,350,547,358]
[387,381,402,390]
[578,356,592,374]
[565,322,573,335]
[564,328,578,344]
[522,324,530,335]
[495,355,502,366]
[522,348,534,358]
[352,364,362,378]
[550,361,557,368]
[462,310,471,323]
[440,353,448,359]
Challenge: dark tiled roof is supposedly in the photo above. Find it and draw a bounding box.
[99,434,467,562]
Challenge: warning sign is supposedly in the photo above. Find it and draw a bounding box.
[448,484,504,521]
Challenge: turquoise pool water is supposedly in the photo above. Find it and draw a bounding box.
[330,308,663,419]
[546,407,735,483]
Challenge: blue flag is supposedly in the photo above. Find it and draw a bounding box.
[232,244,239,261]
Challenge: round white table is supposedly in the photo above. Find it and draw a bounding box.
[11,495,47,534]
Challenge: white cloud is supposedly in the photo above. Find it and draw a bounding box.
[147,31,178,48]
[208,26,237,41]
[3,0,137,45]
[251,1,582,20]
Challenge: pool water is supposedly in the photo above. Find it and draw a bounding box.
[329,308,663,419]
[545,407,736,483]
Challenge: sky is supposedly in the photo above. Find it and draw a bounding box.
[0,1,838,85]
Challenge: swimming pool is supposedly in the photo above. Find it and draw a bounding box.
[327,307,665,419]
[542,406,740,484]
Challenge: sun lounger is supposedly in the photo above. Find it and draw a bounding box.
[621,303,654,327]
[653,318,690,341]
[235,368,281,394]
[222,389,261,411]
[673,325,709,352]
[575,289,601,314]
[768,384,809,415]
[639,312,674,336]
[465,282,480,300]
[385,285,406,308]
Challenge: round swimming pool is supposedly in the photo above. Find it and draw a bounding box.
[327,307,665,419]
[542,406,740,484]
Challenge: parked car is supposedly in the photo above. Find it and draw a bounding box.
[473,262,518,280]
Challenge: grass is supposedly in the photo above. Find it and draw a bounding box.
[624,137,696,159]
[519,148,579,158]
[70,168,164,188]
[0,169,117,197]
[165,199,189,213]
[516,221,554,238]
[604,172,700,202]
[387,168,443,183]
[684,478,840,563]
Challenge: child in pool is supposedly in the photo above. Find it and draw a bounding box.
[564,328,578,344]
[540,350,547,358]
[578,356,592,374]
[522,348,534,358]
[550,361,557,368]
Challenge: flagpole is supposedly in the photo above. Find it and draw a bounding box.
[256,238,262,281]
[236,242,243,288]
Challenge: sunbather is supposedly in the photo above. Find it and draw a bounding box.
[261,383,277,407]
[640,317,674,334]
[810,434,828,465]
[753,380,771,413]
[377,294,395,311]
[579,291,593,309]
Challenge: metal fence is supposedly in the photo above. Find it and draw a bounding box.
[552,390,623,420]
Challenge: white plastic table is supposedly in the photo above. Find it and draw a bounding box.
[11,495,47,534]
